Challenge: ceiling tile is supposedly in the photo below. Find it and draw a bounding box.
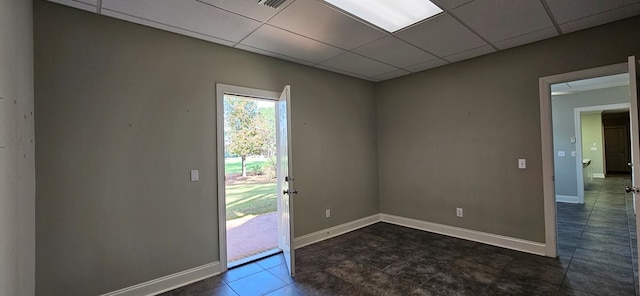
[432,0,473,10]
[395,13,487,57]
[405,58,449,73]
[443,45,495,63]
[240,25,344,64]
[235,44,316,66]
[452,0,554,43]
[196,0,282,22]
[353,36,437,68]
[101,0,262,43]
[494,27,558,50]
[267,0,386,50]
[100,9,237,46]
[545,0,640,24]
[375,69,412,81]
[320,52,398,77]
[48,0,97,12]
[559,3,640,33]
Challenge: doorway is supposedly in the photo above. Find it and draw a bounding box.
[603,111,632,175]
[216,84,296,277]
[223,93,278,267]
[540,59,640,293]
[571,103,631,203]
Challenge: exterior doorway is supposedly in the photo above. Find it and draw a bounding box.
[216,84,296,277]
[223,94,278,267]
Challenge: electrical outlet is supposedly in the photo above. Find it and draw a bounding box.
[456,208,463,218]
[325,209,331,218]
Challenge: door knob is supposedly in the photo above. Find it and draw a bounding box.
[629,163,634,167]
[625,186,639,193]
[283,189,298,195]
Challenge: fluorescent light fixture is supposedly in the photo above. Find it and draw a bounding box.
[323,0,442,33]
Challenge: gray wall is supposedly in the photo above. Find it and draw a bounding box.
[552,86,629,197]
[376,17,640,243]
[34,2,379,295]
[0,0,35,295]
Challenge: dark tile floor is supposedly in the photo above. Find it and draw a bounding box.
[160,175,638,296]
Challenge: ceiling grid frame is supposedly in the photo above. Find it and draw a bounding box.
[48,0,640,81]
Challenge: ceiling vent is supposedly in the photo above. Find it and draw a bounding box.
[258,0,287,9]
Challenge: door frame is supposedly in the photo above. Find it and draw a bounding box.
[215,83,281,273]
[573,104,630,204]
[539,62,628,257]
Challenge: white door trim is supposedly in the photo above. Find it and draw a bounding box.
[215,83,281,273]
[539,62,628,257]
[573,103,631,203]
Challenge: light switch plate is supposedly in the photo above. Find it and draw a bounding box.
[571,151,576,157]
[190,169,199,182]
[518,159,526,169]
[570,137,576,143]
[558,151,566,157]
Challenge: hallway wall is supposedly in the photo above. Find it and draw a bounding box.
[0,0,35,295]
[552,86,629,198]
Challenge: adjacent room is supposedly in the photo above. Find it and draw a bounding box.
[4,0,640,295]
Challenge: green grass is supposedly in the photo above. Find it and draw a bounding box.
[226,182,277,220]
[225,157,270,175]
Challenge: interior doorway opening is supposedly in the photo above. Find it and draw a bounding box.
[540,59,640,292]
[223,94,279,267]
[603,111,632,175]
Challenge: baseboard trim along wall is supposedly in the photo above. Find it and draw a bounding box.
[593,173,605,178]
[380,214,547,256]
[99,262,221,296]
[294,213,546,256]
[103,213,548,295]
[556,195,579,203]
[294,214,380,249]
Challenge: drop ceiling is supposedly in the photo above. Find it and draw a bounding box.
[48,0,640,82]
[551,73,630,96]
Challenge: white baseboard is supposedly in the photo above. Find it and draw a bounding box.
[103,212,551,296]
[100,262,221,296]
[593,173,605,178]
[380,214,546,256]
[556,195,579,203]
[294,214,380,249]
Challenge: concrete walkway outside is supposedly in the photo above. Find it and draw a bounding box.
[227,212,278,263]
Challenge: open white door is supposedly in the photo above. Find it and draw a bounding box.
[276,85,295,277]
[628,56,640,291]
[629,56,640,215]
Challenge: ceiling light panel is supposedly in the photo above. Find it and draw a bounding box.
[323,0,443,32]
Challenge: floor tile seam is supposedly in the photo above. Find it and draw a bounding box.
[557,262,573,289]
[222,267,266,285]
